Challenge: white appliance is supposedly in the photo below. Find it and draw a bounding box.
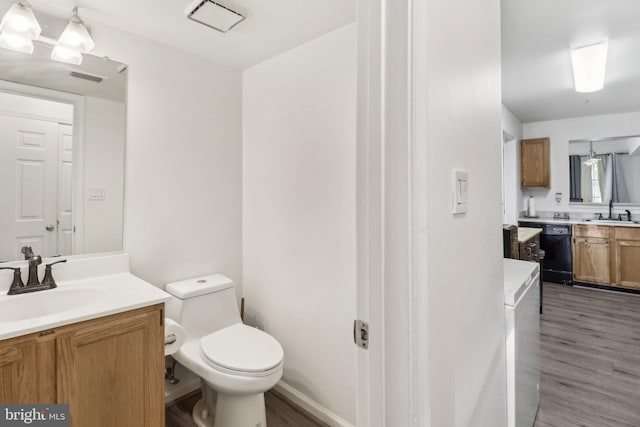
[504,259,540,427]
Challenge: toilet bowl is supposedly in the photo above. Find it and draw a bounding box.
[165,274,284,427]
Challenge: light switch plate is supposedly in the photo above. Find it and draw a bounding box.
[452,170,468,214]
[89,187,106,201]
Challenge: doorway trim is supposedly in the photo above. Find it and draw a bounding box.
[356,0,431,425]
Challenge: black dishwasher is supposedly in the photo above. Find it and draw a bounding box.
[519,222,573,285]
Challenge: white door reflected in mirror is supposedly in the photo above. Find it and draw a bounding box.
[0,94,73,260]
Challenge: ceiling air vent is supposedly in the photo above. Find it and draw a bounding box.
[69,71,104,83]
[185,0,245,33]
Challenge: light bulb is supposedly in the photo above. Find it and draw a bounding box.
[51,45,82,64]
[0,3,42,39]
[0,31,33,53]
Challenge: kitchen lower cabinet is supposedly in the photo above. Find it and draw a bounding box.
[573,225,611,285]
[0,305,164,427]
[611,227,640,290]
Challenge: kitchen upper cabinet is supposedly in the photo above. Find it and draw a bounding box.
[520,138,550,188]
[611,227,640,290]
[573,225,611,285]
[0,305,164,426]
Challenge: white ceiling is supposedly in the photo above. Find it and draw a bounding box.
[23,0,355,70]
[502,0,640,123]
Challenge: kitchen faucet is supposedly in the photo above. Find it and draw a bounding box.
[626,209,632,221]
[608,199,613,219]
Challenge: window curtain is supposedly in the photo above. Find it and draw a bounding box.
[611,153,630,203]
[569,155,582,201]
[580,156,593,203]
[581,155,606,203]
[603,154,613,203]
[603,154,629,203]
[597,155,606,199]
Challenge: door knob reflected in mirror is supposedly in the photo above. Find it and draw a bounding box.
[45,224,55,232]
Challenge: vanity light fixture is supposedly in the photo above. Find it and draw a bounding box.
[51,7,95,65]
[570,40,608,93]
[583,141,602,166]
[0,1,41,54]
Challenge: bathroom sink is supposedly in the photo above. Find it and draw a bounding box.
[0,288,105,322]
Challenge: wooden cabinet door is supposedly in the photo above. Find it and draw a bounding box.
[612,239,640,289]
[573,237,611,284]
[56,306,164,427]
[520,138,550,188]
[611,228,640,290]
[0,332,56,404]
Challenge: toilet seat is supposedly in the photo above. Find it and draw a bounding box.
[199,324,284,375]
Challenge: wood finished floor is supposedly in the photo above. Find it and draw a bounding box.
[166,389,329,427]
[534,283,640,427]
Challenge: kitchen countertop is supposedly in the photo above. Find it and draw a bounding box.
[519,217,640,228]
[517,227,542,243]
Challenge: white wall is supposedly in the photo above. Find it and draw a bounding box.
[0,92,73,122]
[86,22,243,291]
[423,0,506,425]
[502,106,523,225]
[83,97,125,254]
[242,24,356,424]
[522,110,640,216]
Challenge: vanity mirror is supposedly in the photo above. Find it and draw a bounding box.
[0,31,126,262]
[568,136,640,205]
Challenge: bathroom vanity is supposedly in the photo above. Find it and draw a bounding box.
[0,253,169,427]
[0,305,164,426]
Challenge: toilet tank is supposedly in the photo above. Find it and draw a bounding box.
[165,274,241,336]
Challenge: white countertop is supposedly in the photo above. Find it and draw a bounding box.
[519,217,640,227]
[504,258,539,307]
[0,254,170,340]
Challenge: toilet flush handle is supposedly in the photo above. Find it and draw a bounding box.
[165,334,177,346]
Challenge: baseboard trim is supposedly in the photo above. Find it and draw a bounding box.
[273,381,354,427]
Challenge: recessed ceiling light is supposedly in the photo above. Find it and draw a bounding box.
[185,0,244,33]
[570,40,608,93]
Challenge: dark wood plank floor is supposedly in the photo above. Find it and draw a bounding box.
[535,283,640,427]
[166,389,329,427]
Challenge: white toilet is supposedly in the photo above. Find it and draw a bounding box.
[165,274,284,427]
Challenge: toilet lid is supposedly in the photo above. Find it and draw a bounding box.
[200,324,284,373]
